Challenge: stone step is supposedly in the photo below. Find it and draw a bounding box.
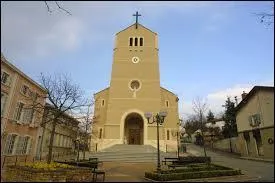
[87,144,177,162]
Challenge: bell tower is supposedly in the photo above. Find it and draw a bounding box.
[105,12,161,141]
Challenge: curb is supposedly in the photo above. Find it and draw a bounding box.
[238,157,274,163]
[143,175,261,182]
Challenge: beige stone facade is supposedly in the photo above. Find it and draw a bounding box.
[1,54,47,161]
[90,23,180,152]
[38,104,79,159]
[236,86,274,160]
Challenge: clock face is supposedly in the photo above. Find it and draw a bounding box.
[132,56,140,63]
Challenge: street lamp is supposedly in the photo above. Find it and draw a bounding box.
[171,120,181,159]
[144,111,167,173]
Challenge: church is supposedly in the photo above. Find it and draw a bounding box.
[90,12,180,152]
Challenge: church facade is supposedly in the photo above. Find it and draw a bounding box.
[90,19,180,152]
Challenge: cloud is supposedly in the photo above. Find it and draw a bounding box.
[1,1,227,61]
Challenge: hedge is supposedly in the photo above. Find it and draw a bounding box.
[153,164,230,174]
[145,169,242,181]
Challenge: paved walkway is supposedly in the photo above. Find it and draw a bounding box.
[186,144,274,182]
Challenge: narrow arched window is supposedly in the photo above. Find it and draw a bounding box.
[129,38,133,46]
[99,129,102,139]
[166,100,169,107]
[101,99,105,107]
[135,37,138,46]
[140,38,143,46]
[167,130,170,140]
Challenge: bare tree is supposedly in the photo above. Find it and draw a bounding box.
[77,102,95,160]
[26,73,87,164]
[44,1,72,15]
[254,6,274,26]
[192,96,208,158]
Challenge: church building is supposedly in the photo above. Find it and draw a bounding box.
[90,13,180,152]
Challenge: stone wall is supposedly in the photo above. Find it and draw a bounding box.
[212,137,240,154]
[5,166,93,182]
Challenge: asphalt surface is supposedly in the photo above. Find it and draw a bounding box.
[186,143,274,182]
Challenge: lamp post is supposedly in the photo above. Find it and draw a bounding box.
[145,111,167,173]
[172,120,181,159]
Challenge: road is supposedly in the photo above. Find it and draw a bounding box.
[186,143,274,182]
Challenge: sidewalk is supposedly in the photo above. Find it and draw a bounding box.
[239,156,274,163]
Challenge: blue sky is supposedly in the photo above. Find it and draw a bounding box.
[1,1,274,119]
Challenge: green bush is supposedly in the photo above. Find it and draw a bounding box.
[176,156,211,164]
[156,164,230,174]
[145,169,242,181]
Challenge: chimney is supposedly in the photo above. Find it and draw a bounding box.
[241,91,247,100]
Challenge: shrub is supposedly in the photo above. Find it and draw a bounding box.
[24,162,74,171]
[156,164,230,174]
[145,169,242,181]
[176,156,211,164]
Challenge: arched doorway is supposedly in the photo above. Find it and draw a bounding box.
[124,113,144,145]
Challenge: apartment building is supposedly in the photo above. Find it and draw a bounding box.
[38,103,79,159]
[236,86,274,160]
[1,54,47,161]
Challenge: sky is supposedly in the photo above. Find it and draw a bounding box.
[1,1,274,120]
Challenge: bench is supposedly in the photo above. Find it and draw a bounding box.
[162,157,178,165]
[54,160,105,182]
[89,158,99,162]
[90,161,105,182]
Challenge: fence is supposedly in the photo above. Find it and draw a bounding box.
[212,137,240,154]
[1,151,76,168]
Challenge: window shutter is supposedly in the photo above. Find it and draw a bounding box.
[1,93,7,116]
[7,75,12,86]
[13,103,20,120]
[4,134,12,154]
[12,135,20,155]
[27,138,33,154]
[16,136,24,154]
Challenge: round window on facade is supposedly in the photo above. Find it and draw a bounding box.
[132,57,140,63]
[129,80,141,91]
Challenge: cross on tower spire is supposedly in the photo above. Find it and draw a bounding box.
[133,11,141,29]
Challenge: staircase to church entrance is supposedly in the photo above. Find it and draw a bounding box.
[88,144,177,162]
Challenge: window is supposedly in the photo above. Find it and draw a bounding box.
[101,99,105,107]
[59,135,63,147]
[22,108,34,124]
[167,130,170,140]
[129,38,133,46]
[134,37,138,46]
[99,128,102,139]
[4,134,17,154]
[55,134,59,146]
[18,136,30,154]
[1,71,10,85]
[130,80,140,91]
[140,38,143,46]
[21,85,29,95]
[1,92,8,116]
[165,100,169,107]
[14,102,24,121]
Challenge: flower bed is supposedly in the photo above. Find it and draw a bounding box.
[145,163,242,181]
[5,162,94,182]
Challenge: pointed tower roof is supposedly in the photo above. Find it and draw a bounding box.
[116,23,157,36]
